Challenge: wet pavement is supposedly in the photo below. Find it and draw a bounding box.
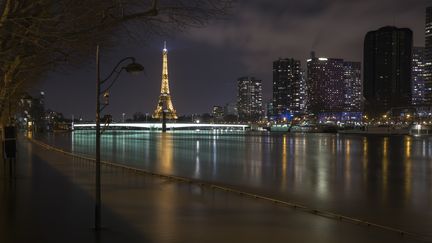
[0,138,427,243]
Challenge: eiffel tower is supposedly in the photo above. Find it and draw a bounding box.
[152,42,178,120]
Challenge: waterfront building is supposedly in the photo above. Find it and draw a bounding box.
[237,76,263,121]
[363,26,413,116]
[272,58,306,119]
[212,106,224,121]
[307,54,345,113]
[16,92,46,131]
[343,61,362,112]
[307,53,362,123]
[425,7,432,105]
[412,47,426,106]
[264,101,274,120]
[224,102,238,116]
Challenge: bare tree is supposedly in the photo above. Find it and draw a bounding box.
[0,0,233,124]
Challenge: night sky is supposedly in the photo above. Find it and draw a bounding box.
[39,0,430,121]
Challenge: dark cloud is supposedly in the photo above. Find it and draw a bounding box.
[249,0,329,16]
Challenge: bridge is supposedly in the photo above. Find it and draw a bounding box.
[73,122,250,130]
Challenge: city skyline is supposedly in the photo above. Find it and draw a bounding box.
[39,0,430,120]
[5,2,432,243]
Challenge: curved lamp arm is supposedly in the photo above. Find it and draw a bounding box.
[99,57,144,96]
[100,57,136,84]
[100,68,126,95]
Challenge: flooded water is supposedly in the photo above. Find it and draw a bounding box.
[40,131,432,236]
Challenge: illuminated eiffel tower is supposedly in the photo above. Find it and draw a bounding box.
[152,41,178,120]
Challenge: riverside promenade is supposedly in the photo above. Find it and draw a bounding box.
[0,137,425,243]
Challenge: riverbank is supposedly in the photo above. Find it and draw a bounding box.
[1,137,428,242]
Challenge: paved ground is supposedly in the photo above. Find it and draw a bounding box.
[0,138,426,243]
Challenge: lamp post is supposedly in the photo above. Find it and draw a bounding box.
[95,45,144,231]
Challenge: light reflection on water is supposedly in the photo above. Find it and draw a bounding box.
[42,130,432,233]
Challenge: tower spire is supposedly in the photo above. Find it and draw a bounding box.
[152,42,178,120]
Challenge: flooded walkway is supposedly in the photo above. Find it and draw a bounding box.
[0,138,426,243]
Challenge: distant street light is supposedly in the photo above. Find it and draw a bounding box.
[94,45,143,231]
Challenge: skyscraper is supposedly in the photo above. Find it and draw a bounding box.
[412,47,426,106]
[307,55,346,113]
[237,77,263,121]
[424,7,432,105]
[306,53,362,116]
[272,58,306,118]
[363,26,413,116]
[343,62,362,112]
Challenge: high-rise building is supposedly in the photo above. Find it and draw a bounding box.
[412,47,426,106]
[272,58,306,118]
[299,70,308,112]
[424,7,432,104]
[307,53,362,115]
[307,55,345,113]
[363,26,413,116]
[264,100,273,119]
[237,77,263,121]
[343,62,362,112]
[17,92,46,131]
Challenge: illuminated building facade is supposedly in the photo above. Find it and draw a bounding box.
[212,106,224,121]
[307,54,345,113]
[343,61,362,112]
[153,42,178,119]
[16,92,46,131]
[412,47,426,106]
[306,53,362,121]
[363,26,413,116]
[425,7,432,104]
[272,58,306,118]
[237,76,263,121]
[265,101,273,120]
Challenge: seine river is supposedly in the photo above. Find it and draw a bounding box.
[40,131,432,236]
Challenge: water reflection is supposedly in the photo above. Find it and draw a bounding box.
[157,133,173,174]
[382,137,389,197]
[195,140,200,177]
[344,140,351,192]
[40,131,432,233]
[281,135,287,190]
[362,137,368,180]
[404,137,412,201]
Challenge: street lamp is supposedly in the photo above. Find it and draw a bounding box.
[94,45,143,231]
